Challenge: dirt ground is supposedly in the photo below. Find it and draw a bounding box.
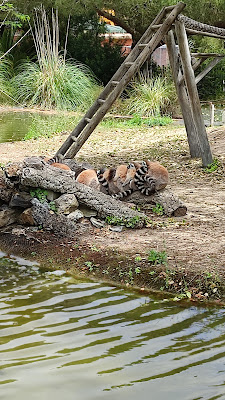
[0,122,225,302]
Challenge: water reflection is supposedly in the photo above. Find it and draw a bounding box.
[0,254,225,400]
[0,111,34,143]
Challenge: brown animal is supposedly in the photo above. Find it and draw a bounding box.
[76,169,100,191]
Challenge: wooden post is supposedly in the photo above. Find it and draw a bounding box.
[166,30,201,158]
[175,20,213,166]
[209,102,215,127]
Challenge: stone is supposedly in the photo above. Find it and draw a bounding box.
[109,225,124,232]
[90,217,105,228]
[0,175,14,203]
[46,190,60,202]
[0,205,21,227]
[18,208,35,226]
[54,193,79,214]
[67,210,84,222]
[78,205,97,218]
[9,192,33,208]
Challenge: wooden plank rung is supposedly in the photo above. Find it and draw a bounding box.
[138,43,148,48]
[151,24,163,30]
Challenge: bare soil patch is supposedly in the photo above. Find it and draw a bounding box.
[0,123,225,302]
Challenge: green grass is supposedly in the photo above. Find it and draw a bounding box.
[23,113,80,140]
[122,75,177,118]
[11,8,101,111]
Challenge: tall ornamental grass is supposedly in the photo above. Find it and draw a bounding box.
[0,55,14,104]
[123,75,177,117]
[11,8,100,110]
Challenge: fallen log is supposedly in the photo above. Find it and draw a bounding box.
[123,189,187,216]
[20,158,146,227]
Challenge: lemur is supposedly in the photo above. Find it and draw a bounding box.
[45,156,71,171]
[97,164,136,196]
[112,160,169,199]
[75,169,100,191]
[134,160,169,195]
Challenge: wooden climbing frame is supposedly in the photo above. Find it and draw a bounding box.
[55,2,225,167]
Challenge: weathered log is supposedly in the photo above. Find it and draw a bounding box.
[31,199,78,237]
[123,189,187,217]
[19,158,146,227]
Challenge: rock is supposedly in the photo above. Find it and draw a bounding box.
[46,190,60,202]
[109,225,124,232]
[67,210,84,222]
[0,175,14,203]
[78,205,97,218]
[31,198,78,237]
[90,217,105,228]
[18,208,35,226]
[0,204,21,227]
[9,192,33,208]
[54,193,79,214]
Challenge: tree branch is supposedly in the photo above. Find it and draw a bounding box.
[96,8,140,41]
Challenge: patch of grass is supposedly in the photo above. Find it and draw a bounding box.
[11,8,100,111]
[148,249,167,265]
[23,113,79,140]
[152,203,164,216]
[122,75,177,118]
[101,115,172,129]
[30,188,48,203]
[105,215,142,228]
[204,158,220,173]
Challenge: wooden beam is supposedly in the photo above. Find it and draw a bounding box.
[175,20,213,166]
[166,31,201,158]
[191,53,225,58]
[195,56,224,84]
[186,28,225,40]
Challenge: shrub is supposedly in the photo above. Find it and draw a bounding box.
[11,8,101,110]
[122,74,177,117]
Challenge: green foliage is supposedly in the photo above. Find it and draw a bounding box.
[49,201,57,212]
[123,75,177,117]
[84,261,95,272]
[23,113,80,140]
[105,215,141,228]
[67,13,125,85]
[135,255,142,262]
[148,249,167,265]
[11,8,100,110]
[204,158,220,173]
[30,188,48,203]
[152,203,164,216]
[0,2,29,29]
[0,54,14,104]
[11,57,100,111]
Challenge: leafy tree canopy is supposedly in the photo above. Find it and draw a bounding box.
[13,0,225,37]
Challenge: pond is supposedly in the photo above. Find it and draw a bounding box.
[0,110,78,143]
[0,105,224,144]
[0,252,225,400]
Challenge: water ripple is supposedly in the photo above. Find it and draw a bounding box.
[0,256,225,400]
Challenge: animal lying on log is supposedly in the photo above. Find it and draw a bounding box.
[98,160,169,200]
[47,158,170,200]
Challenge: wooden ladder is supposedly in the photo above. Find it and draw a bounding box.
[55,2,186,159]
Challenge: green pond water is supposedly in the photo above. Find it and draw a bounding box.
[0,252,225,400]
